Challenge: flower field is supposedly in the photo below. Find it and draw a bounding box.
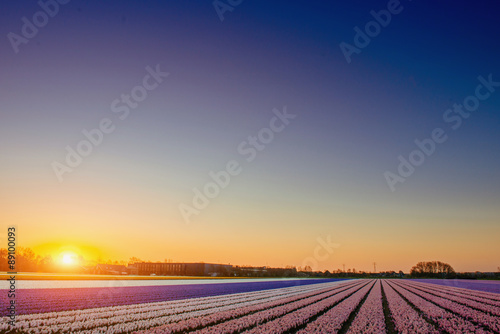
[1,279,499,333]
[0,279,341,316]
[410,279,500,294]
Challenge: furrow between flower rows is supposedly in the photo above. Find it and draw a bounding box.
[291,280,374,334]
[139,280,363,334]
[388,280,494,334]
[346,279,386,334]
[407,280,500,308]
[381,280,440,334]
[1,281,352,334]
[391,280,500,333]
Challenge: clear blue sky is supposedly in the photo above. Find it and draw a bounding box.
[1,0,499,272]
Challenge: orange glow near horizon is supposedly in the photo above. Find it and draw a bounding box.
[31,242,103,266]
[4,179,500,273]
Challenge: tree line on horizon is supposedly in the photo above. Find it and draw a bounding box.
[1,248,499,279]
[410,261,455,278]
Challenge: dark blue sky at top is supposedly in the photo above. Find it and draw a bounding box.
[1,0,499,227]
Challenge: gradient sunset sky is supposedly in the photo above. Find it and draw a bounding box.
[1,0,499,272]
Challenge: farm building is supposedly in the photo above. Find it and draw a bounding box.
[94,264,129,275]
[131,262,232,276]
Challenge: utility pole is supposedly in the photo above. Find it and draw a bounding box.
[373,262,377,273]
[343,264,345,273]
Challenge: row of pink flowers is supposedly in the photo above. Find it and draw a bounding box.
[381,280,439,333]
[0,282,346,334]
[292,281,374,334]
[346,280,386,334]
[191,281,364,334]
[407,280,500,308]
[3,279,498,333]
[1,279,342,317]
[388,280,492,333]
[405,280,500,316]
[136,280,360,334]
[411,279,500,299]
[392,280,500,332]
[2,287,284,329]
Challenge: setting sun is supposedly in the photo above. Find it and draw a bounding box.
[60,252,78,266]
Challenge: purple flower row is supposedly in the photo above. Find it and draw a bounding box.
[0,279,344,317]
[409,280,500,305]
[405,280,500,316]
[410,279,500,295]
[3,279,498,333]
[2,283,338,333]
[136,281,358,334]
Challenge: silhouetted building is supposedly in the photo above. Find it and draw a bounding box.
[131,262,232,276]
[94,264,128,275]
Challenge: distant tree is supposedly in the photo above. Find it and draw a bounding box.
[304,265,312,272]
[410,261,455,278]
[0,247,50,272]
[129,257,143,263]
[0,248,8,271]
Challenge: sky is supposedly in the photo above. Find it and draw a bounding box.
[0,0,499,273]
